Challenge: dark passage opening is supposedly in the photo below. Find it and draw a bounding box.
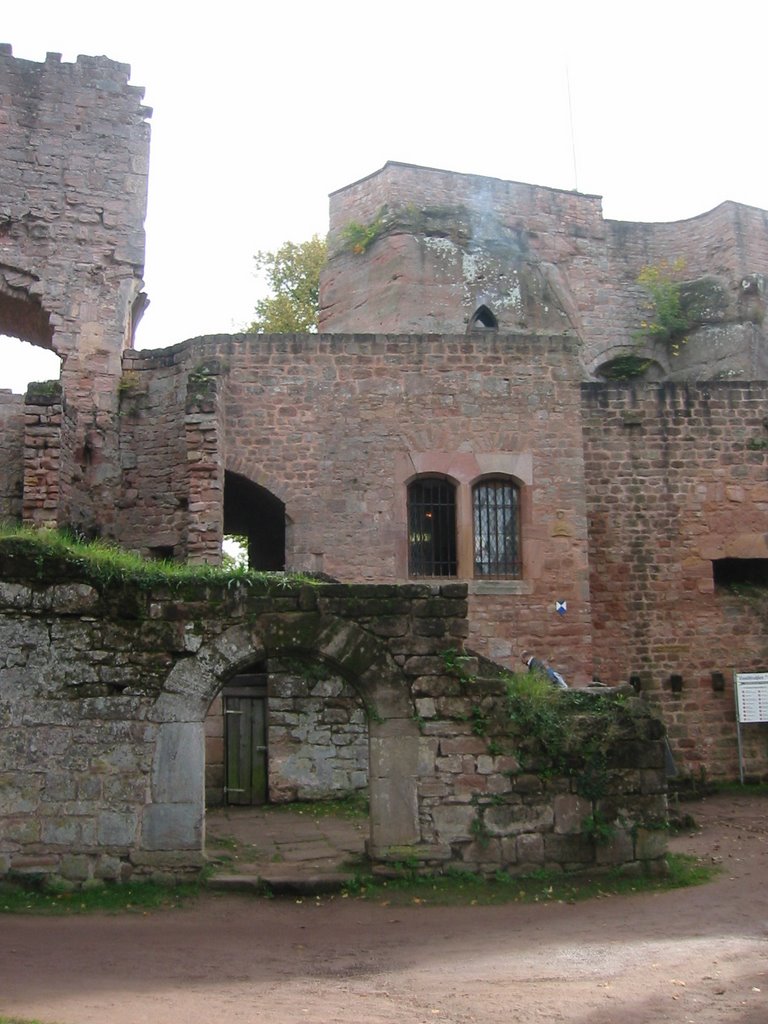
[224,470,286,571]
[713,558,768,588]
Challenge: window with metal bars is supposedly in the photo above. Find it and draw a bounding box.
[473,478,521,577]
[407,477,457,577]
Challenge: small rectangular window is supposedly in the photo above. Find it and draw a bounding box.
[713,558,768,589]
[408,478,457,577]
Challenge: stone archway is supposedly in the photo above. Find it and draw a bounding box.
[147,613,420,861]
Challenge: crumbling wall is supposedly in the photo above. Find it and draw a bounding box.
[0,539,665,884]
[0,46,151,534]
[582,381,768,779]
[320,162,768,382]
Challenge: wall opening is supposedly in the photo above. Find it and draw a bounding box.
[407,476,457,577]
[468,305,498,331]
[594,355,663,381]
[205,656,369,809]
[0,280,59,394]
[713,558,768,588]
[223,470,286,570]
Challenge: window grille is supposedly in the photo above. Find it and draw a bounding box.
[408,478,457,577]
[473,479,521,577]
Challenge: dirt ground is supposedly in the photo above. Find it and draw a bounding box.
[1,792,767,1024]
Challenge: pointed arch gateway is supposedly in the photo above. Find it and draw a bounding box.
[146,610,420,860]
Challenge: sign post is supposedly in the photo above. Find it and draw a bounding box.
[734,672,768,783]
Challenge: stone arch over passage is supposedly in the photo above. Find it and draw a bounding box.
[148,611,420,859]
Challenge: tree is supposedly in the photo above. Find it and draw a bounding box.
[248,235,327,333]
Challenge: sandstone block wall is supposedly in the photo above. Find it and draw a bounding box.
[119,332,595,681]
[582,381,768,779]
[0,46,151,534]
[0,390,23,520]
[320,162,768,380]
[117,351,191,557]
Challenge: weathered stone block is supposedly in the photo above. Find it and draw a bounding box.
[0,773,42,814]
[151,722,204,804]
[553,793,592,835]
[595,829,634,866]
[514,831,545,864]
[486,801,553,836]
[141,803,202,851]
[60,854,92,881]
[634,826,668,861]
[98,810,139,847]
[543,833,594,864]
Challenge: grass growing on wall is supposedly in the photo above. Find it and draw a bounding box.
[0,524,320,592]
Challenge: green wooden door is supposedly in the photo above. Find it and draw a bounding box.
[224,695,267,805]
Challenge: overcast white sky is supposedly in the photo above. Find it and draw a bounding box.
[3,0,768,392]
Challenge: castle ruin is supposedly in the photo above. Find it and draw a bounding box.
[0,46,767,881]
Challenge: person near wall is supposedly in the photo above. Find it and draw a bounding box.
[521,651,568,689]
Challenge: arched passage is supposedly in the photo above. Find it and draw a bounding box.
[148,612,420,860]
[204,652,370,808]
[224,469,286,570]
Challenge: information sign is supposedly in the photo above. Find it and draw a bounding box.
[734,672,768,782]
[735,673,768,723]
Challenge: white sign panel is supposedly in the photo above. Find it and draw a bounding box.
[735,673,768,723]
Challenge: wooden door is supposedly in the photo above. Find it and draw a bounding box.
[224,694,267,805]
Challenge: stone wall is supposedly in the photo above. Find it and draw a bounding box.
[116,352,191,558]
[582,381,768,779]
[0,47,151,534]
[119,332,595,681]
[0,538,665,884]
[320,162,768,380]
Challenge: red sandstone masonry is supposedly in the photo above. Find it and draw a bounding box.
[121,332,595,681]
[21,385,61,529]
[321,162,768,377]
[582,381,768,778]
[0,47,150,535]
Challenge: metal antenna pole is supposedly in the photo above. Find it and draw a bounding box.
[566,65,579,193]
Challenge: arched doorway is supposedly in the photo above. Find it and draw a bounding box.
[151,613,420,861]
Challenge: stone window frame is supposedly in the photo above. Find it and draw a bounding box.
[396,452,533,592]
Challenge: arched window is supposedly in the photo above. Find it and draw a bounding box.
[407,477,457,577]
[473,478,521,577]
[468,305,498,331]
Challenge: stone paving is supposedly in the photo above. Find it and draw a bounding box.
[205,804,369,894]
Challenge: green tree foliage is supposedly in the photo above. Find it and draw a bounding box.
[248,235,327,333]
